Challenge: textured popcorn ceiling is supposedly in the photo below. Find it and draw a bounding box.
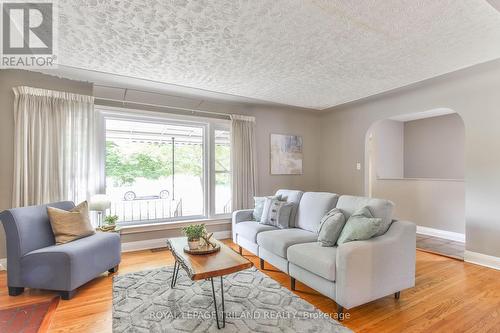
[58,0,500,109]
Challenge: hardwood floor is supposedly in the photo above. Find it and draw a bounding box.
[1,240,500,332]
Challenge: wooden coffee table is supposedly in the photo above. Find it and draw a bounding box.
[166,237,253,329]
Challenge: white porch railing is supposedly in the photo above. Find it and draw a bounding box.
[110,198,183,225]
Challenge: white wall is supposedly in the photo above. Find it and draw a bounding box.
[404,113,465,179]
[368,118,465,234]
[371,150,465,234]
[319,58,500,258]
[373,179,465,234]
[251,106,321,195]
[370,119,404,179]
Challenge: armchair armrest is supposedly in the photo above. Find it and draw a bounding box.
[335,220,416,309]
[231,209,254,241]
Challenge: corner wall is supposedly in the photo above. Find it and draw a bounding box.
[404,113,465,179]
[369,120,404,179]
[319,58,500,258]
[367,117,465,235]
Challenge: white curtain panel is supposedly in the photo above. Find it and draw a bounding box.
[230,114,257,210]
[12,86,97,207]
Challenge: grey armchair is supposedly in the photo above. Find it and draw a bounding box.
[0,201,121,300]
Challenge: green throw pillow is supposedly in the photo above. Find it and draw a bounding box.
[337,206,382,245]
[317,208,346,247]
[253,195,281,222]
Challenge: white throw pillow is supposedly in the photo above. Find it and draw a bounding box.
[253,195,281,222]
[260,197,294,229]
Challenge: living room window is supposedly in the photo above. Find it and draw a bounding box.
[100,109,231,226]
[214,129,231,214]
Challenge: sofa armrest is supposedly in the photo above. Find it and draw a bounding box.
[335,220,416,309]
[232,209,254,241]
[232,209,254,224]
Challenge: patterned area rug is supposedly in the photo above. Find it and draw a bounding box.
[0,297,59,333]
[113,266,351,332]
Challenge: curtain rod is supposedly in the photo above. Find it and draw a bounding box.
[94,96,234,120]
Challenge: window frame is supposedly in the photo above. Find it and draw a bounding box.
[96,105,231,227]
[211,125,232,217]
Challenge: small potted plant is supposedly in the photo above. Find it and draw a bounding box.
[100,215,119,232]
[104,215,119,226]
[182,224,206,250]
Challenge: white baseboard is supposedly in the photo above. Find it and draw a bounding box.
[464,250,500,271]
[121,238,167,252]
[0,258,6,271]
[417,226,465,243]
[121,230,232,252]
[211,231,231,240]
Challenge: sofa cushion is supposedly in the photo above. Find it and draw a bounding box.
[275,189,303,227]
[234,221,278,243]
[260,198,294,229]
[287,242,337,281]
[336,195,395,236]
[337,206,383,245]
[253,195,281,222]
[20,232,121,291]
[295,192,339,233]
[317,208,346,247]
[256,228,318,258]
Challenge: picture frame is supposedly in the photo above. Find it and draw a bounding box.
[270,134,303,175]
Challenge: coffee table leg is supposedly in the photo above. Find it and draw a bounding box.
[171,261,180,288]
[220,276,225,327]
[175,262,180,285]
[210,276,225,329]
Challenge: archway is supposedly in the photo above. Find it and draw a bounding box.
[364,108,466,259]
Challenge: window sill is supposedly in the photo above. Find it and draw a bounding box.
[119,217,231,235]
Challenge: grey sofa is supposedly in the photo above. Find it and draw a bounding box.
[0,201,121,300]
[232,189,416,316]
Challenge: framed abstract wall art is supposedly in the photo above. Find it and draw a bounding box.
[270,134,303,175]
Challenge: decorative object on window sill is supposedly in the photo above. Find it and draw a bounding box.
[270,134,303,175]
[89,194,111,227]
[97,214,120,232]
[97,225,122,233]
[104,214,119,226]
